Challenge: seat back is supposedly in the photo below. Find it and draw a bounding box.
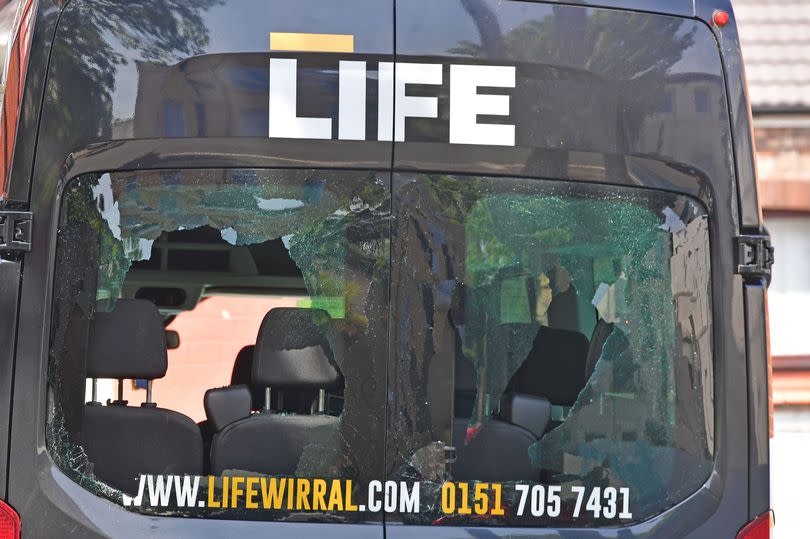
[210,308,341,475]
[82,299,203,493]
[83,405,203,492]
[204,384,252,432]
[211,414,338,475]
[451,418,537,482]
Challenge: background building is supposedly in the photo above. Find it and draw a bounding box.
[735,2,810,536]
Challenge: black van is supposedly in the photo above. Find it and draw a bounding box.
[0,0,774,537]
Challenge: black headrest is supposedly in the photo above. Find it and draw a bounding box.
[231,345,265,410]
[86,299,167,380]
[507,326,590,406]
[204,385,252,432]
[252,308,342,389]
[231,345,254,386]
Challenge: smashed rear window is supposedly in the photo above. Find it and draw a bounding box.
[388,174,714,527]
[47,169,390,522]
[46,168,713,527]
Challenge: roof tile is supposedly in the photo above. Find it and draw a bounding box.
[734,0,810,109]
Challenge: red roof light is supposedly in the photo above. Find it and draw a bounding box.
[713,9,730,28]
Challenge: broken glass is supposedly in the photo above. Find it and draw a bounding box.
[48,167,714,526]
[390,174,714,526]
[47,168,390,521]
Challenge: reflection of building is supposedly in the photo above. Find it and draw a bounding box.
[116,56,340,140]
[131,57,270,138]
[639,73,728,204]
[639,73,728,179]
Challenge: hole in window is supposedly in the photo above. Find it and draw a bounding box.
[48,169,390,522]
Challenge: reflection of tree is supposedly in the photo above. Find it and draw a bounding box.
[452,6,694,76]
[451,4,696,166]
[47,0,221,140]
[459,0,504,57]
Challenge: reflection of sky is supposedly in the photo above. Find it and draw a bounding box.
[106,22,138,122]
[111,60,138,121]
[254,196,304,211]
[0,0,19,66]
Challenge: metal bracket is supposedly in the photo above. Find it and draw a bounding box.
[735,234,774,285]
[0,211,32,253]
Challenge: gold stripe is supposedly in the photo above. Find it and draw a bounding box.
[270,32,354,53]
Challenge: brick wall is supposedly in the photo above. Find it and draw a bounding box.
[755,126,810,212]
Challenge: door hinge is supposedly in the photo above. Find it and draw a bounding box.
[735,233,774,284]
[0,211,33,254]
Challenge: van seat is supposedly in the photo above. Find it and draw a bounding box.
[231,344,317,413]
[204,384,252,432]
[451,418,537,482]
[82,299,203,493]
[210,308,342,475]
[453,354,536,481]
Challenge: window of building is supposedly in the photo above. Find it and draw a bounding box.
[162,100,185,136]
[694,87,711,114]
[765,214,810,357]
[660,91,675,114]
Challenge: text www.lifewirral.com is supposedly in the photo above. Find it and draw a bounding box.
[122,475,420,513]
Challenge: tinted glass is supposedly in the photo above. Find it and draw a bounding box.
[388,174,714,527]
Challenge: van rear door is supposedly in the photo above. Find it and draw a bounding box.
[384,1,750,537]
[7,1,393,537]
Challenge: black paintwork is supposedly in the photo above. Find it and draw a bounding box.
[694,0,771,520]
[0,259,22,500]
[0,0,770,537]
[744,284,771,522]
[393,0,727,206]
[0,0,62,502]
[695,0,762,232]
